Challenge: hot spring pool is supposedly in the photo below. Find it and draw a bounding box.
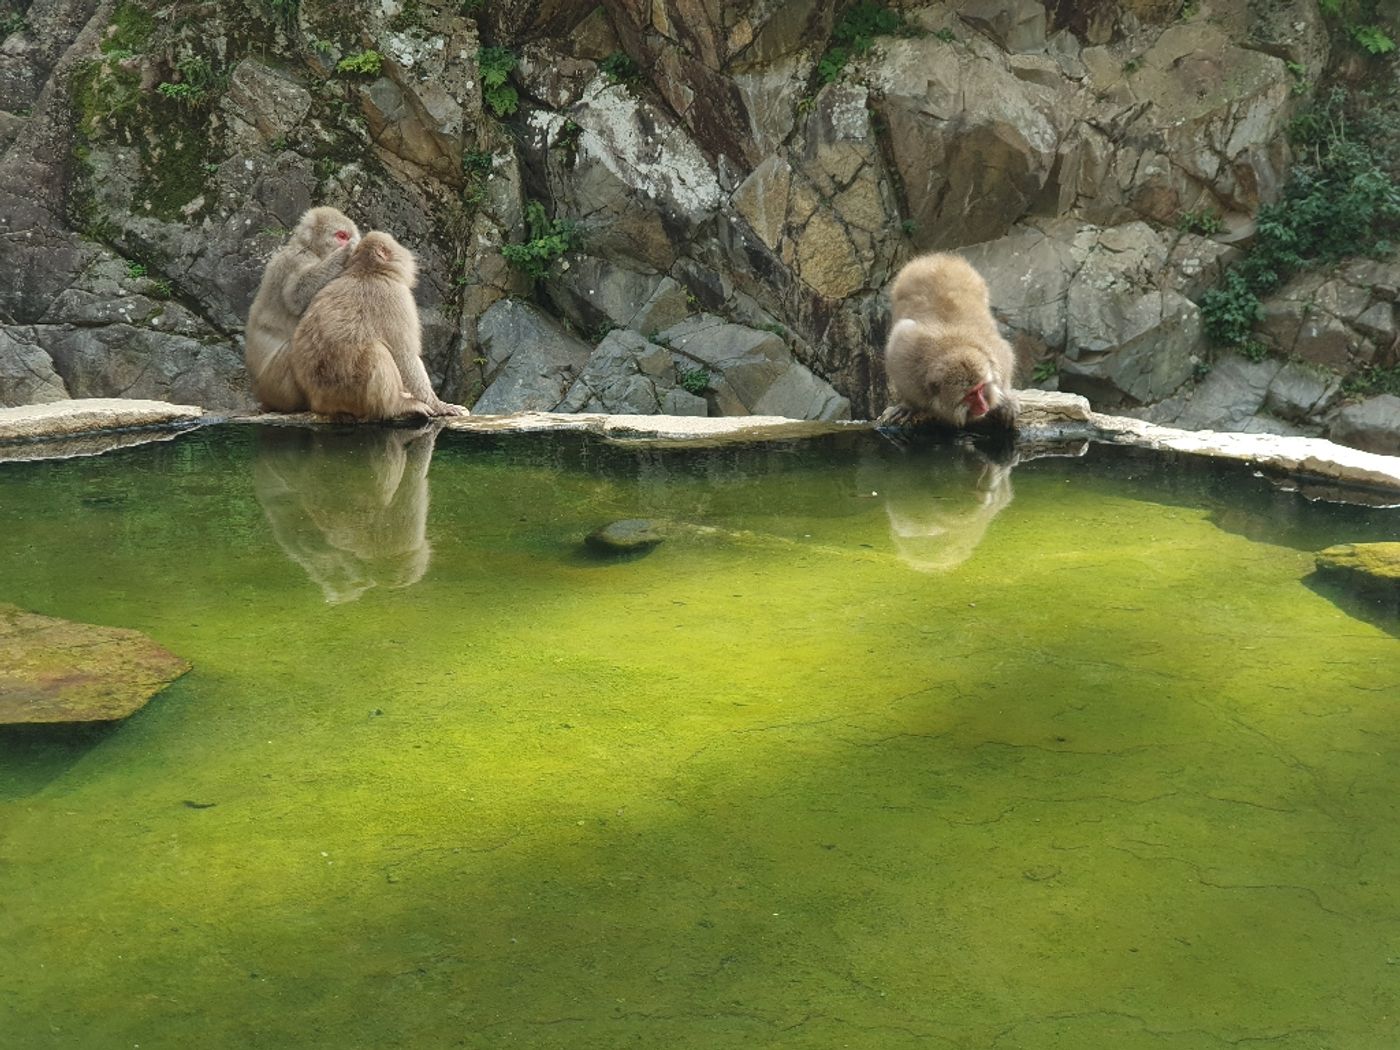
[1,423,1397,1048]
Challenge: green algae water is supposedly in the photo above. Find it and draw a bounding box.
[1,424,1398,1050]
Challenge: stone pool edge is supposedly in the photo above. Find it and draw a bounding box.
[2,393,1398,498]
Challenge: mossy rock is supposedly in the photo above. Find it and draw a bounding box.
[0,604,190,724]
[584,518,670,555]
[1315,542,1400,594]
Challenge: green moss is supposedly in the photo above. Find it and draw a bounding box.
[1317,541,1400,581]
[0,430,1398,1046]
[336,49,383,76]
[101,0,155,56]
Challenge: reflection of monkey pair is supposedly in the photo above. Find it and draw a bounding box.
[245,207,466,421]
[254,424,440,604]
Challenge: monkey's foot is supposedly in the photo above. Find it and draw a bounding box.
[395,396,436,421]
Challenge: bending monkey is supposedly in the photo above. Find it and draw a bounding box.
[245,206,360,411]
[879,252,1018,431]
[287,230,466,421]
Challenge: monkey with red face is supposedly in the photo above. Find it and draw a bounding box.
[878,252,1018,432]
[245,206,360,412]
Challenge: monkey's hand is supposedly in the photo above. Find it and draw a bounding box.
[431,400,469,417]
[284,246,353,315]
[876,403,922,428]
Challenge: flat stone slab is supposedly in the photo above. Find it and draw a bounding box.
[0,398,204,444]
[1084,403,1400,498]
[0,605,190,724]
[1315,543,1400,594]
[234,387,1400,498]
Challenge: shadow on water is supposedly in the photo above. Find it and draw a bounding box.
[0,720,125,801]
[1302,572,1400,639]
[253,423,440,604]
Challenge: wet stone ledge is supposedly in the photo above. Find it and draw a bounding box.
[1,395,1397,500]
[0,399,205,461]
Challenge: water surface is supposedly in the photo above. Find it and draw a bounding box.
[1,425,1397,1049]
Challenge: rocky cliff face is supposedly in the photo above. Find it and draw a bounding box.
[0,0,1396,446]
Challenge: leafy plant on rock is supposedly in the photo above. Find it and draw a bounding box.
[337,50,383,76]
[599,51,642,88]
[1319,0,1397,55]
[477,46,519,117]
[678,366,711,396]
[818,2,909,84]
[1177,208,1223,235]
[1198,88,1400,356]
[500,200,580,281]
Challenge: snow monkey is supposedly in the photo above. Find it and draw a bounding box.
[245,206,361,411]
[287,230,467,421]
[878,252,1018,431]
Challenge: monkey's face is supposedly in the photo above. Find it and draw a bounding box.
[926,348,1001,426]
[295,206,361,257]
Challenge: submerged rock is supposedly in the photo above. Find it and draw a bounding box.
[0,605,190,724]
[584,519,670,555]
[1315,543,1400,597]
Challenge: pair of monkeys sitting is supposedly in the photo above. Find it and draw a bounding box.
[245,207,1015,430]
[244,207,466,421]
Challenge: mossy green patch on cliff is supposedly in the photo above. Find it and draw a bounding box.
[68,2,227,225]
[100,0,155,57]
[1,429,1397,1049]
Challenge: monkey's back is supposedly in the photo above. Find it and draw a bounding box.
[290,272,416,418]
[890,253,996,332]
[246,245,313,366]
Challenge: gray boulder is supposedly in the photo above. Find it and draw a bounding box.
[656,315,850,420]
[474,299,593,413]
[546,256,692,337]
[870,35,1063,249]
[964,220,1203,407]
[1330,396,1400,456]
[1069,23,1292,224]
[1263,361,1343,424]
[558,330,686,414]
[531,80,722,273]
[1141,355,1281,432]
[38,323,251,410]
[0,329,69,406]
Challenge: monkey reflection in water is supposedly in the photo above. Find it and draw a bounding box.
[867,441,1016,574]
[254,424,441,603]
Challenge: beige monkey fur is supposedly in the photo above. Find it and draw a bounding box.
[880,252,1017,430]
[245,207,360,411]
[287,231,464,422]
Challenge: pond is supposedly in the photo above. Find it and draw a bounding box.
[1,424,1397,1049]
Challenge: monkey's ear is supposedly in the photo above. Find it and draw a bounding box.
[374,244,391,262]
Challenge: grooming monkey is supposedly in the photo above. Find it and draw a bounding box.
[878,252,1018,431]
[246,206,361,411]
[287,231,466,421]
